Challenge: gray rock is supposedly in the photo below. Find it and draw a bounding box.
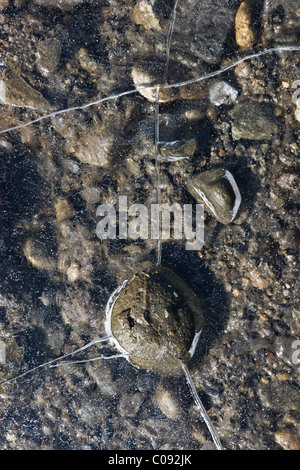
[262,0,300,46]
[119,392,144,418]
[171,0,239,65]
[231,100,277,140]
[209,81,238,106]
[258,380,300,412]
[36,38,61,75]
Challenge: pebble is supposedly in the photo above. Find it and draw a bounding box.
[230,100,277,141]
[277,173,298,190]
[159,138,197,160]
[36,38,61,75]
[68,128,114,167]
[132,0,161,31]
[131,57,181,103]
[23,239,57,271]
[247,264,274,289]
[275,429,300,450]
[0,67,49,110]
[51,114,77,140]
[55,199,74,223]
[109,262,203,375]
[66,262,80,282]
[209,81,238,106]
[186,168,242,225]
[155,387,182,421]
[171,0,238,65]
[235,1,256,49]
[119,392,144,418]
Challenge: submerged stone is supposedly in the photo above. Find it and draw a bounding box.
[23,239,57,271]
[0,338,24,387]
[107,262,204,375]
[36,38,61,75]
[132,0,161,31]
[186,168,242,224]
[159,138,197,160]
[235,1,257,49]
[0,66,49,110]
[171,0,239,65]
[131,56,191,103]
[231,100,277,141]
[209,81,238,106]
[262,0,300,46]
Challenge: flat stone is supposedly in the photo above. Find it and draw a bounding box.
[0,67,49,110]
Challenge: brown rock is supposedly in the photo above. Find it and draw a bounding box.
[155,387,182,420]
[131,57,176,103]
[132,0,161,31]
[0,0,9,11]
[131,57,192,103]
[247,264,273,289]
[275,429,300,450]
[235,1,256,49]
[23,239,57,271]
[0,67,49,110]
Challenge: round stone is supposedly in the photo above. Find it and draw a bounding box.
[108,262,204,375]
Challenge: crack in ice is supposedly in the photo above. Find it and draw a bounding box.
[0,46,298,136]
